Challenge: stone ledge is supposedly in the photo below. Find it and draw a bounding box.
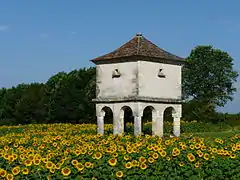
[92,96,182,104]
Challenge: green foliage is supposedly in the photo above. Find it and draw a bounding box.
[0,67,96,125]
[183,45,238,107]
[182,99,216,122]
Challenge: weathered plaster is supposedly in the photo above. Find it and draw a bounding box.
[94,57,182,137]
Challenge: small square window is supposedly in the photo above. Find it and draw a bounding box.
[112,69,121,78]
[158,68,166,78]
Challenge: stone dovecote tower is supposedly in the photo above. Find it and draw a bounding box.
[90,33,185,137]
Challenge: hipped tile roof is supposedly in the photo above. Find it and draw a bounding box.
[91,33,184,63]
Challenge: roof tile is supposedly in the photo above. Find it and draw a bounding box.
[91,33,184,62]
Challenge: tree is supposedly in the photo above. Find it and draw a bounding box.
[183,45,238,107]
[14,83,46,124]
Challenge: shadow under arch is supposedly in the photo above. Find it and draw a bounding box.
[142,106,156,135]
[163,106,177,135]
[120,106,134,134]
[100,106,113,134]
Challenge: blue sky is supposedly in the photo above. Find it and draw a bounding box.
[0,1,239,113]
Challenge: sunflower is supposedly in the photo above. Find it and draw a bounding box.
[148,157,155,164]
[45,161,54,169]
[112,152,118,157]
[50,168,55,174]
[212,148,217,153]
[55,163,61,170]
[76,163,84,171]
[139,156,146,163]
[125,162,132,169]
[201,145,207,151]
[61,167,71,176]
[108,158,117,166]
[127,148,132,154]
[74,150,81,156]
[0,169,7,178]
[193,143,199,148]
[203,153,210,160]
[166,156,171,161]
[116,171,123,178]
[24,159,32,167]
[160,151,167,157]
[232,146,236,151]
[71,159,78,166]
[189,145,195,150]
[6,174,14,180]
[230,154,237,159]
[124,155,130,161]
[12,154,18,160]
[179,162,184,167]
[194,161,200,168]
[85,162,92,168]
[95,152,103,160]
[165,140,171,146]
[131,160,139,167]
[187,153,195,162]
[22,168,29,175]
[152,152,158,159]
[140,163,147,170]
[11,166,20,176]
[33,159,41,165]
[198,152,203,158]
[147,145,153,150]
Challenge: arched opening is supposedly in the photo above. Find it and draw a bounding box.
[163,107,176,135]
[101,106,113,134]
[142,106,155,135]
[121,106,134,134]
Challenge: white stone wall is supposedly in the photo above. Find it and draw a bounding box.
[96,62,138,98]
[138,61,182,99]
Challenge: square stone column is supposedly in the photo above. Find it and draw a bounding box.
[153,113,164,137]
[119,114,124,135]
[134,116,142,136]
[173,116,181,137]
[113,115,124,136]
[97,116,104,135]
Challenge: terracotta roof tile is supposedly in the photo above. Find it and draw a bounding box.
[91,33,184,62]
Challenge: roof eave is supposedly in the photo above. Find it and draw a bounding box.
[90,55,186,65]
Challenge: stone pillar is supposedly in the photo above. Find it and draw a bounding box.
[113,115,118,135]
[97,116,104,135]
[173,116,181,137]
[113,114,124,136]
[119,114,124,135]
[153,113,164,137]
[134,116,142,136]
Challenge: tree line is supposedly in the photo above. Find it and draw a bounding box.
[0,68,96,125]
[0,45,239,125]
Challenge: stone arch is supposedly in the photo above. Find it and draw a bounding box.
[101,106,113,124]
[97,106,113,134]
[120,106,134,134]
[163,106,177,135]
[142,105,157,135]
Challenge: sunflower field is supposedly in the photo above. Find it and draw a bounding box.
[0,123,240,180]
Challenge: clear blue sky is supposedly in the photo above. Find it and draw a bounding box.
[0,1,239,113]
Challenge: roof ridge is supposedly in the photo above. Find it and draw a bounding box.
[136,32,142,55]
